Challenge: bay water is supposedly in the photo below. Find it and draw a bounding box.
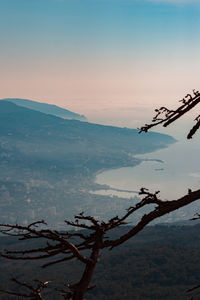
[95,137,200,201]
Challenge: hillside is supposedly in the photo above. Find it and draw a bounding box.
[0,101,174,157]
[1,98,87,121]
[0,101,175,226]
[0,224,200,299]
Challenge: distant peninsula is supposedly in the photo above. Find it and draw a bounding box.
[1,98,87,121]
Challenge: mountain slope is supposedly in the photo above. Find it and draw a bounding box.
[1,98,87,121]
[0,101,175,163]
[0,101,176,226]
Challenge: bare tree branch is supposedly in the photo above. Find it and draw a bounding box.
[0,278,50,300]
[139,90,200,138]
[104,189,200,249]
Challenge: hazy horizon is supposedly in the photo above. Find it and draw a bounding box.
[0,0,200,136]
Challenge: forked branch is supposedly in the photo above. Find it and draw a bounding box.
[139,90,200,138]
[0,278,50,300]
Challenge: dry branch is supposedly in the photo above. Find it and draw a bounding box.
[0,278,50,300]
[139,90,200,138]
[1,188,200,299]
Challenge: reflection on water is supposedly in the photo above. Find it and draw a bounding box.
[90,189,137,198]
[96,138,200,200]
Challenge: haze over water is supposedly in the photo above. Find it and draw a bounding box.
[96,124,200,201]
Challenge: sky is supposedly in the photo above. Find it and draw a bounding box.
[0,0,200,131]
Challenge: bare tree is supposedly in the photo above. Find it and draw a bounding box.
[1,188,200,299]
[1,90,200,299]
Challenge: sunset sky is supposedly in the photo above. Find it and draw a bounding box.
[1,0,200,129]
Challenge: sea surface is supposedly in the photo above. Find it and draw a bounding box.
[95,137,200,201]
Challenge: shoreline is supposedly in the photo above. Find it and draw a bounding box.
[90,142,175,198]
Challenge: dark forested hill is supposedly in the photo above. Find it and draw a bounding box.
[0,101,175,226]
[1,98,87,121]
[0,224,200,300]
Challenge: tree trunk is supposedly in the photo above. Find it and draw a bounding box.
[72,260,98,300]
[72,236,102,300]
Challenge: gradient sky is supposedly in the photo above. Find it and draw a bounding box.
[1,0,200,129]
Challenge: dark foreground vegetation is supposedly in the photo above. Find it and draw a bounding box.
[0,224,200,300]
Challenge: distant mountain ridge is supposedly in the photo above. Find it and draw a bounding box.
[0,101,175,157]
[1,98,87,121]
